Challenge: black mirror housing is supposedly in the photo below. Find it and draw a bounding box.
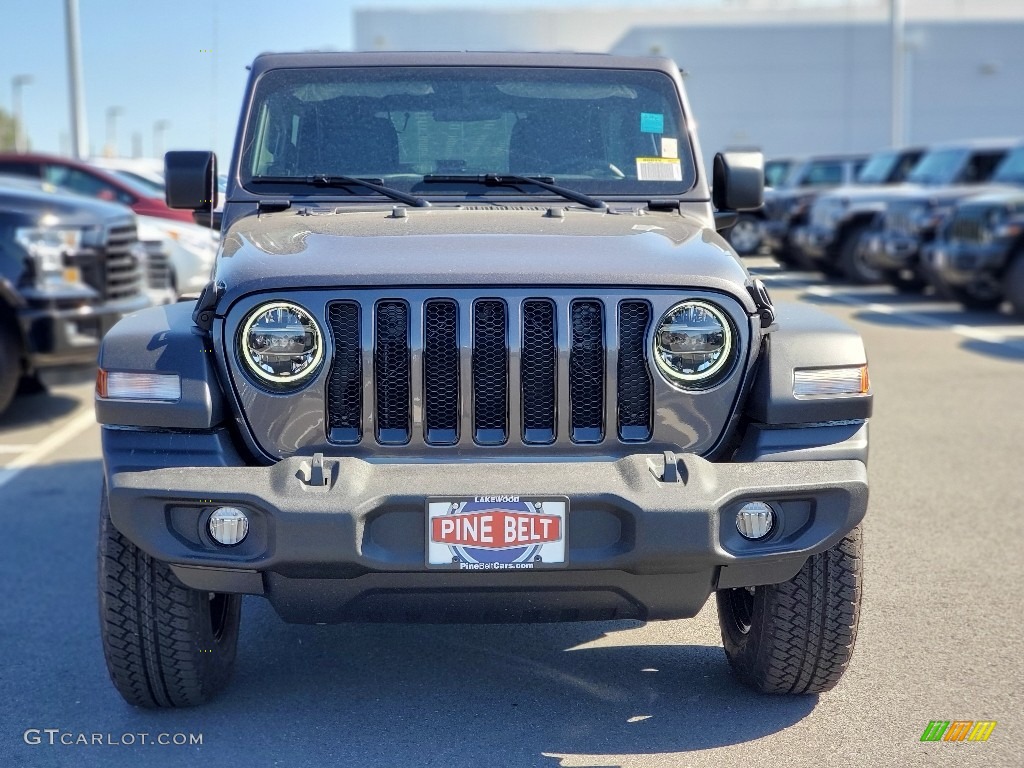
[165,151,218,210]
[712,151,764,212]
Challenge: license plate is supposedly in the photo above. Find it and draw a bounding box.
[426,496,567,570]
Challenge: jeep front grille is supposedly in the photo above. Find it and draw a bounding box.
[325,296,654,447]
[946,208,991,244]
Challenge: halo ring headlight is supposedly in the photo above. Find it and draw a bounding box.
[239,301,324,387]
[653,300,734,388]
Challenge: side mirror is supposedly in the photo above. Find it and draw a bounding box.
[165,151,218,210]
[713,151,764,215]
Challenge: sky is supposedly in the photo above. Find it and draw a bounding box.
[0,0,868,163]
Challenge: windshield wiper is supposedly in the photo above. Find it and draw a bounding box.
[421,174,606,210]
[251,174,430,208]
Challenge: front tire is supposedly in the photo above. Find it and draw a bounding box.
[717,526,862,694]
[0,324,21,417]
[98,483,242,707]
[1004,252,1024,317]
[726,214,763,256]
[837,224,882,284]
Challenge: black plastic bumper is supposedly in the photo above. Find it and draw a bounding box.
[19,293,149,370]
[925,241,1011,286]
[864,232,921,271]
[103,427,869,624]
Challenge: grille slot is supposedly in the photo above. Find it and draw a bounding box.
[617,301,652,441]
[569,300,605,443]
[374,301,411,444]
[327,301,362,443]
[947,211,988,244]
[423,300,460,445]
[521,299,557,444]
[472,299,509,445]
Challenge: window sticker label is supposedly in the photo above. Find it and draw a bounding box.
[636,157,682,181]
[640,112,665,134]
[661,137,679,159]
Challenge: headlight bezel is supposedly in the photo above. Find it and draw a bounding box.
[14,226,86,285]
[237,300,325,390]
[652,299,737,390]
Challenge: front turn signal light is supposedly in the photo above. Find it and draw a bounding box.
[793,365,870,399]
[96,370,182,401]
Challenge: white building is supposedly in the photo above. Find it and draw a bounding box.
[354,1,1024,159]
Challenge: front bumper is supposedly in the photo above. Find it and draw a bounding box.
[864,232,921,271]
[792,225,834,261]
[104,428,869,624]
[19,292,150,370]
[925,241,1012,287]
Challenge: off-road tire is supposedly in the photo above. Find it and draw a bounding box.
[837,224,881,284]
[945,284,1003,312]
[1004,252,1024,317]
[98,483,242,707]
[886,269,928,293]
[717,526,863,695]
[726,213,763,256]
[0,324,21,417]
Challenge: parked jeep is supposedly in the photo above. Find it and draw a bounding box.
[0,175,149,416]
[922,144,1024,312]
[94,52,870,707]
[723,156,795,257]
[795,146,924,283]
[761,154,867,266]
[863,139,1017,291]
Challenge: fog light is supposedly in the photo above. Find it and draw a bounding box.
[209,507,248,546]
[736,502,774,540]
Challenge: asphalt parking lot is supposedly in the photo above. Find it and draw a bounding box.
[1,256,1021,768]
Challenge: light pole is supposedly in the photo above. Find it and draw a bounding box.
[105,106,123,157]
[890,0,906,147]
[64,0,88,159]
[11,74,33,153]
[153,119,171,157]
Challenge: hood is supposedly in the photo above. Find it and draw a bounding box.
[886,184,1012,208]
[0,183,135,229]
[953,186,1024,210]
[214,205,757,313]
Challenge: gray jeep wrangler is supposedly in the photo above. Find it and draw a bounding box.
[94,52,870,708]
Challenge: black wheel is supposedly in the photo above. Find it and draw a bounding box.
[1005,252,1024,317]
[98,483,242,707]
[837,224,882,284]
[717,526,863,694]
[0,324,21,417]
[726,214,763,256]
[773,247,811,270]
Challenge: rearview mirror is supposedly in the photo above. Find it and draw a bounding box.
[165,150,218,210]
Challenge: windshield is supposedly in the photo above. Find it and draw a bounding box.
[907,148,968,185]
[992,147,1024,185]
[856,150,918,185]
[764,160,792,189]
[241,66,696,198]
[786,159,846,188]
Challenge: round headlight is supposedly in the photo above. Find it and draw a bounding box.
[653,301,734,387]
[239,301,324,387]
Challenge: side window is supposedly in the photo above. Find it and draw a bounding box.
[43,165,135,205]
[804,162,843,187]
[0,161,41,178]
[965,152,1006,182]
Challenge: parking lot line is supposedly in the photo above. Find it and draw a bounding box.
[0,408,97,492]
[0,445,36,453]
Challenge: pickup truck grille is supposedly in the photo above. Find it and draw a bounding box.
[103,224,145,300]
[326,296,654,447]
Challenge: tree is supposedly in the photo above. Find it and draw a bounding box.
[0,108,26,151]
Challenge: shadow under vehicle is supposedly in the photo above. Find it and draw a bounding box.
[862,138,1020,292]
[93,51,870,708]
[793,145,925,283]
[0,175,149,416]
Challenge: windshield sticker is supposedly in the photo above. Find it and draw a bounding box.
[661,137,679,159]
[636,157,682,181]
[640,112,665,134]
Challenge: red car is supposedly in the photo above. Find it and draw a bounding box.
[0,152,193,224]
